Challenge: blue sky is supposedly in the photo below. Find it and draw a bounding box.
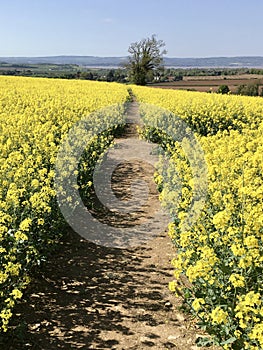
[0,0,262,57]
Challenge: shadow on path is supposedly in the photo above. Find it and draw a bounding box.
[2,102,218,349]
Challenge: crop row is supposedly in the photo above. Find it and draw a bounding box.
[0,76,129,331]
[133,86,263,349]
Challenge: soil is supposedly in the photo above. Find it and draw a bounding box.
[1,102,220,350]
[150,76,263,93]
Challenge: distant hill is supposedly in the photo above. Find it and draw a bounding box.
[164,56,263,68]
[1,55,263,68]
[0,56,127,67]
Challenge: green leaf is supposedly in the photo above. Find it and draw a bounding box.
[195,336,214,347]
[221,337,237,345]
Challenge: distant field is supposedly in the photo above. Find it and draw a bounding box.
[150,74,263,93]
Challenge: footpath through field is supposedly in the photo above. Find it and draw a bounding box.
[4,102,218,350]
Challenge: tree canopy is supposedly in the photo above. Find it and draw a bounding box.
[125,35,167,85]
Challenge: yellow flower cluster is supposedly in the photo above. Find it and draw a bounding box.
[0,76,129,332]
[133,85,263,349]
[132,85,263,135]
[211,306,229,325]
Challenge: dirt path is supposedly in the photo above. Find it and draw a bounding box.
[3,102,217,349]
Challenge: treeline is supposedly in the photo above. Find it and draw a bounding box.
[1,65,263,96]
[237,83,263,96]
[0,67,128,83]
[215,83,263,96]
[158,68,263,83]
[2,64,263,82]
[165,67,263,77]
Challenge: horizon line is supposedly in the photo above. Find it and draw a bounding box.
[1,54,263,59]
